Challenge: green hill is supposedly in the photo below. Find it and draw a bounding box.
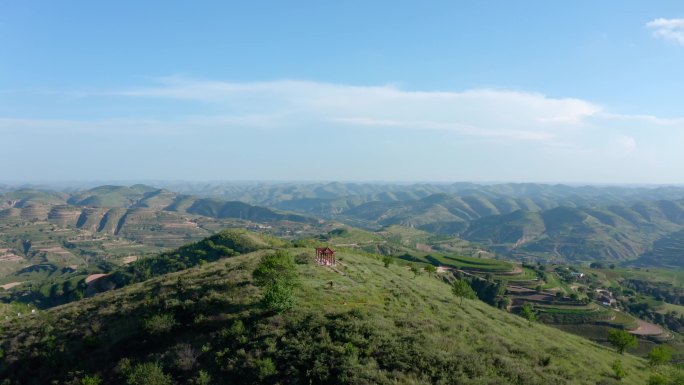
[0,236,652,384]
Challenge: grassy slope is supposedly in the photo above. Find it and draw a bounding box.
[0,248,650,385]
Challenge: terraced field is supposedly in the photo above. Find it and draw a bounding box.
[423,254,515,273]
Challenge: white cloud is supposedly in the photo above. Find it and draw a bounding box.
[646,18,684,45]
[3,79,684,183]
[109,78,602,145]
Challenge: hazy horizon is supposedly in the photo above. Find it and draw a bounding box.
[3,1,684,183]
[2,179,684,190]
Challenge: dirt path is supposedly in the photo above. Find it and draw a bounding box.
[629,319,663,336]
[0,282,22,290]
[85,273,110,284]
[122,255,139,264]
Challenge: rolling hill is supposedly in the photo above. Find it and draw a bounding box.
[0,233,653,384]
[0,186,320,284]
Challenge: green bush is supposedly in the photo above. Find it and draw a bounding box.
[253,250,297,287]
[143,313,177,335]
[647,345,673,366]
[126,362,172,385]
[295,252,311,265]
[254,357,277,380]
[611,360,625,380]
[261,280,295,313]
[647,373,668,385]
[253,250,298,313]
[80,374,102,385]
[192,370,212,385]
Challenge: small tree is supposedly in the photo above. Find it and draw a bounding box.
[261,280,295,313]
[607,329,637,354]
[410,264,421,278]
[647,345,673,366]
[520,303,536,324]
[611,359,625,380]
[253,251,298,313]
[253,250,297,287]
[452,279,476,305]
[382,256,393,268]
[424,264,437,275]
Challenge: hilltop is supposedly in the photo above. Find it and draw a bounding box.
[0,231,652,384]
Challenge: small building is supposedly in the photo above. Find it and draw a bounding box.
[315,247,336,266]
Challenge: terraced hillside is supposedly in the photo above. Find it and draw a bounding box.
[637,229,684,267]
[0,186,322,284]
[336,197,684,263]
[0,239,653,384]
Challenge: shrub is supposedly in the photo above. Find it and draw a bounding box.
[647,345,672,366]
[295,253,311,265]
[261,280,295,313]
[126,362,172,385]
[410,264,421,278]
[80,375,103,385]
[647,373,668,385]
[254,357,277,380]
[143,313,177,335]
[174,344,199,371]
[520,304,537,323]
[382,256,393,268]
[253,250,297,287]
[611,360,625,380]
[192,370,212,385]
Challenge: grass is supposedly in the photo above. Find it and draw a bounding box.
[0,246,652,385]
[0,243,647,384]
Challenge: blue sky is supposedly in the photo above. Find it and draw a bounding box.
[2,1,684,183]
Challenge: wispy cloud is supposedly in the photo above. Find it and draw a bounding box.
[2,78,684,183]
[646,18,684,45]
[106,78,602,145]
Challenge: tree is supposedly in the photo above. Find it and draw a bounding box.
[647,345,673,366]
[452,280,476,305]
[261,280,295,312]
[611,360,625,380]
[520,303,536,323]
[424,264,437,275]
[607,329,637,354]
[253,251,298,313]
[410,264,421,278]
[382,256,393,268]
[252,250,297,287]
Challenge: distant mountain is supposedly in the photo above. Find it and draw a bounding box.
[159,181,684,208]
[1,185,314,227]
